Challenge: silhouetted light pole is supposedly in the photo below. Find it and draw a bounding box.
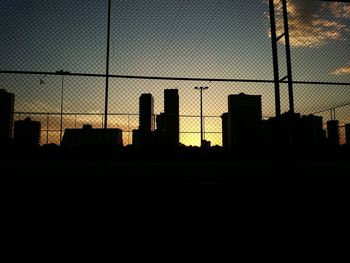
[56,70,70,143]
[195,86,208,147]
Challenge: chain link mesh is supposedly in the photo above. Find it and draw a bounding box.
[1,0,349,147]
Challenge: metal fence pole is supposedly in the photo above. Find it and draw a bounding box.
[269,0,281,117]
[46,113,49,144]
[282,0,294,114]
[59,73,64,143]
[195,86,208,147]
[104,0,111,129]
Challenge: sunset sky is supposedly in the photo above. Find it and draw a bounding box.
[1,0,349,146]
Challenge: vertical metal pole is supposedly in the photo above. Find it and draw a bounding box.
[200,89,203,147]
[60,74,64,143]
[128,114,130,145]
[269,0,281,117]
[331,108,336,120]
[104,0,111,129]
[203,115,206,141]
[46,113,49,144]
[282,0,294,114]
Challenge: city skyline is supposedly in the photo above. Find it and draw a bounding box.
[1,0,350,147]
[1,80,350,147]
[2,88,349,150]
[2,0,350,188]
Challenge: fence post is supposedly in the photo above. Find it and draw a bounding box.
[104,0,111,129]
[46,113,49,144]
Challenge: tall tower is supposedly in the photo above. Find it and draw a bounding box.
[164,89,179,148]
[0,89,15,147]
[228,93,262,152]
[139,93,155,133]
[139,93,155,147]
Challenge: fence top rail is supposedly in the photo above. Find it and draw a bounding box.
[2,70,350,86]
[14,112,139,116]
[16,109,350,120]
[14,112,228,118]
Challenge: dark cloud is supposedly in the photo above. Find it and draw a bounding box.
[269,0,349,47]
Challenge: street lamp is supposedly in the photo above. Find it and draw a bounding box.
[194,86,208,147]
[56,70,70,143]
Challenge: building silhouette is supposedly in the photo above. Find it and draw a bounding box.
[0,89,15,147]
[201,140,211,149]
[228,93,262,152]
[263,112,325,152]
[61,124,123,150]
[13,117,41,148]
[221,113,230,150]
[327,120,339,146]
[300,114,325,147]
[151,113,167,147]
[132,89,179,150]
[132,129,140,148]
[263,112,297,150]
[162,89,180,148]
[156,113,166,133]
[346,124,350,146]
[139,93,155,147]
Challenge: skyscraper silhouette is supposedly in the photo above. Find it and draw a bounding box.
[221,112,230,150]
[346,124,350,146]
[156,113,167,133]
[228,93,262,152]
[164,89,179,148]
[139,93,155,147]
[0,89,15,147]
[300,114,324,147]
[13,117,41,148]
[327,120,340,146]
[132,129,140,148]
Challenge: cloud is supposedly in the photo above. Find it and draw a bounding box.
[332,66,350,75]
[268,0,350,48]
[328,2,350,19]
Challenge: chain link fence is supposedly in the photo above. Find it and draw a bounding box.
[1,0,349,147]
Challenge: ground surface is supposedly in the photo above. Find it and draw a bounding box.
[1,158,349,191]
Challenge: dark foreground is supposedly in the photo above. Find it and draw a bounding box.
[1,145,350,191]
[1,159,350,191]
